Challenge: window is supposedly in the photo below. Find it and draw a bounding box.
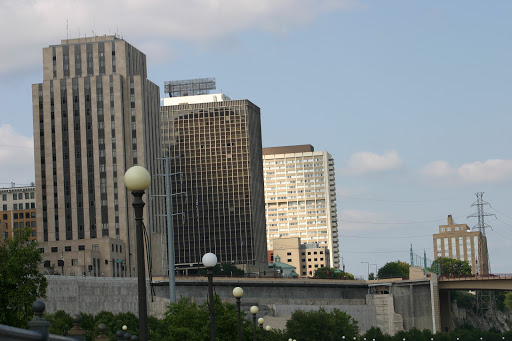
[51,247,58,252]
[25,193,29,199]
[72,259,78,266]
[2,205,6,210]
[79,245,85,251]
[65,246,72,252]
[287,252,291,256]
[13,204,17,210]
[2,194,6,200]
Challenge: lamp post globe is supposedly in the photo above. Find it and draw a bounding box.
[124,166,151,191]
[233,287,243,298]
[258,318,264,326]
[122,325,127,331]
[288,339,292,341]
[265,326,271,331]
[250,306,259,315]
[202,253,218,268]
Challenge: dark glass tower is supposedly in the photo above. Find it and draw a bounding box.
[161,98,267,269]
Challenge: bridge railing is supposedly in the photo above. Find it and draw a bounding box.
[410,246,441,276]
[0,299,127,341]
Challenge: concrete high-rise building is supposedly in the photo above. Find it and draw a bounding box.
[0,186,37,245]
[262,145,340,269]
[32,36,164,277]
[433,215,489,275]
[160,89,267,271]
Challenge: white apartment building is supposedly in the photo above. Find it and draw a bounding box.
[262,145,340,268]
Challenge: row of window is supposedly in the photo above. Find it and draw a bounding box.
[1,203,36,211]
[1,192,35,201]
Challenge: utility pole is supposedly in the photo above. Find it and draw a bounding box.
[467,192,496,316]
[154,157,186,304]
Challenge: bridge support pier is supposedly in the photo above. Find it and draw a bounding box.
[439,290,451,332]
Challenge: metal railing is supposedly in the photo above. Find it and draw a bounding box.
[0,299,136,341]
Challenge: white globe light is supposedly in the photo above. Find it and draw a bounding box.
[202,253,217,267]
[250,306,259,314]
[122,325,127,331]
[265,325,271,331]
[124,166,151,191]
[258,317,264,325]
[233,287,244,298]
[289,339,292,341]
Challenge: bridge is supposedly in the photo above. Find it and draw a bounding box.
[438,274,512,290]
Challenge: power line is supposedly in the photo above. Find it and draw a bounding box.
[339,233,432,239]
[0,144,34,149]
[338,195,447,203]
[341,247,434,254]
[340,214,468,225]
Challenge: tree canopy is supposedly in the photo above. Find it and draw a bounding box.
[284,308,359,341]
[431,257,472,277]
[377,261,410,279]
[0,228,48,328]
[313,267,354,280]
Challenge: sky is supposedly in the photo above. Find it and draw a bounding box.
[1,0,512,279]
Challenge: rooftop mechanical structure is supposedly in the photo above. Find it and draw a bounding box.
[164,78,216,97]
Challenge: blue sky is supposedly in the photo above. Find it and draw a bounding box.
[1,0,511,278]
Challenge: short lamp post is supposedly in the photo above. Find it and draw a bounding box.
[124,166,151,341]
[250,306,259,341]
[233,287,244,341]
[258,318,264,341]
[203,252,218,341]
[265,325,271,341]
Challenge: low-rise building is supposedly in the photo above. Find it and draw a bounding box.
[433,215,489,275]
[271,237,328,277]
[0,185,37,245]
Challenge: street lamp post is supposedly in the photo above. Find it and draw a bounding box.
[203,252,218,341]
[258,318,264,341]
[124,166,151,341]
[233,287,244,341]
[265,325,271,341]
[361,261,369,280]
[250,306,259,341]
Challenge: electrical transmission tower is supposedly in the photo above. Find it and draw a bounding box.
[467,192,496,316]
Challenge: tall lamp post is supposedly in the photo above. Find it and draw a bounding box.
[258,317,264,341]
[124,165,151,341]
[265,325,271,341]
[250,306,259,341]
[203,252,217,341]
[361,261,369,280]
[233,287,244,341]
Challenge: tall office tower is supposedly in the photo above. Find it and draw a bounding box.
[262,145,340,270]
[160,82,267,271]
[433,215,489,275]
[32,36,164,277]
[0,185,37,245]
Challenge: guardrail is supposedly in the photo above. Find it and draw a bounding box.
[0,299,136,341]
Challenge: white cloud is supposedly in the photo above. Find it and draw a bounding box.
[342,150,403,175]
[0,0,355,75]
[421,159,512,184]
[0,124,35,185]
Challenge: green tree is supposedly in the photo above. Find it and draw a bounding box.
[368,272,376,280]
[377,261,410,279]
[0,228,48,328]
[45,310,73,336]
[161,295,254,341]
[199,263,244,276]
[504,291,512,311]
[313,267,355,280]
[285,308,359,341]
[431,257,472,277]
